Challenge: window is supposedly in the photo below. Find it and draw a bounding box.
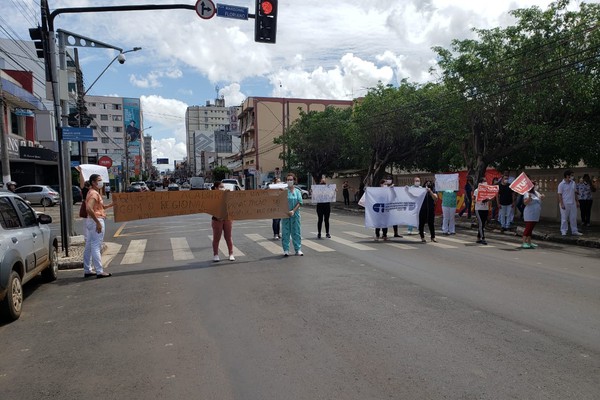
[100,114,108,120]
[14,198,37,227]
[112,104,121,110]
[114,126,122,133]
[89,102,96,107]
[90,148,98,153]
[89,114,96,119]
[101,126,109,132]
[114,138,123,144]
[112,115,122,121]
[101,138,110,144]
[0,198,21,229]
[91,125,97,130]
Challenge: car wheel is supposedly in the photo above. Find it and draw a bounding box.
[42,246,59,282]
[41,197,53,207]
[302,193,309,199]
[1,271,23,321]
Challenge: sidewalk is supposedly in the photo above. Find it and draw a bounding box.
[326,203,600,249]
[57,236,121,271]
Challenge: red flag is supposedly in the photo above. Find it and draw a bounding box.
[509,172,534,195]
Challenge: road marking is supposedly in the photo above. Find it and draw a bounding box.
[245,233,282,254]
[208,235,245,257]
[320,232,376,251]
[171,237,194,261]
[438,236,472,244]
[301,239,335,252]
[386,242,418,250]
[343,231,372,239]
[401,235,457,249]
[113,222,127,238]
[121,239,147,264]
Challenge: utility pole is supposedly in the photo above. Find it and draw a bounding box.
[0,76,12,185]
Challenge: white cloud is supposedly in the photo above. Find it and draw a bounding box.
[130,68,183,88]
[219,83,246,107]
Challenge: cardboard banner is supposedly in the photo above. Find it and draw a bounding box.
[364,186,427,228]
[435,173,459,191]
[79,164,109,183]
[311,184,336,203]
[475,184,499,202]
[509,172,534,195]
[113,189,289,222]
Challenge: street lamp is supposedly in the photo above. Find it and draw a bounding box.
[83,47,142,96]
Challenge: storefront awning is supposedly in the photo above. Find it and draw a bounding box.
[1,77,47,111]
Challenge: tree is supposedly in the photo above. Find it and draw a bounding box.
[212,166,230,182]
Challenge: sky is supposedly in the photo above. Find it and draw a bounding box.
[2,0,594,170]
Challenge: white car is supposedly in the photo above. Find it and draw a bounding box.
[295,184,310,199]
[222,179,244,190]
[222,183,243,191]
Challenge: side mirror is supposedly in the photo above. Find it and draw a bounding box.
[38,213,53,224]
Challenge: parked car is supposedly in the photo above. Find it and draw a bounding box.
[222,183,243,191]
[14,185,60,207]
[0,192,58,321]
[145,181,156,191]
[295,184,310,199]
[126,184,142,193]
[168,183,180,191]
[181,182,191,189]
[222,179,244,189]
[132,181,149,192]
[190,176,205,190]
[50,185,83,204]
[203,183,214,190]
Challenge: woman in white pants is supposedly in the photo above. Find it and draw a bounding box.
[83,174,113,278]
[441,190,457,235]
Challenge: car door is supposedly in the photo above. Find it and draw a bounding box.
[0,197,35,272]
[14,186,31,202]
[12,198,46,271]
[29,186,44,204]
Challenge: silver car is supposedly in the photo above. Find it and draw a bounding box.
[0,191,58,321]
[14,185,60,207]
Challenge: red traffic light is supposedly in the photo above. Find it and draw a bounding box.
[261,1,273,15]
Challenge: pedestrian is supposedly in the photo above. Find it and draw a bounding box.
[441,189,457,235]
[557,169,582,236]
[105,183,111,199]
[498,173,516,232]
[577,174,595,227]
[473,177,490,245]
[270,178,282,239]
[342,181,351,206]
[407,177,421,235]
[316,178,332,239]
[522,180,544,249]
[458,176,474,218]
[281,172,303,256]
[211,181,235,262]
[83,174,113,278]
[490,177,499,221]
[418,179,438,243]
[373,179,401,240]
[6,181,17,193]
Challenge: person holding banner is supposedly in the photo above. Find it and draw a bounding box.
[282,173,303,256]
[316,178,333,239]
[211,181,235,262]
[83,174,113,278]
[473,178,491,245]
[418,179,438,243]
[522,180,544,249]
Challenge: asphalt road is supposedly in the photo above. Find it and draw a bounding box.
[1,208,599,399]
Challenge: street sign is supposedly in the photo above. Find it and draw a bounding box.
[98,156,113,168]
[216,3,249,20]
[195,0,216,19]
[62,127,95,142]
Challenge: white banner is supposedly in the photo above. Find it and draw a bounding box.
[268,183,287,190]
[435,173,459,191]
[311,184,336,203]
[365,186,427,228]
[79,164,109,183]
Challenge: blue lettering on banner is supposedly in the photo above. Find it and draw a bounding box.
[372,202,416,213]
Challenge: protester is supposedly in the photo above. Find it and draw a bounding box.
[83,174,113,278]
[342,181,351,206]
[498,173,516,232]
[105,183,111,199]
[407,177,421,234]
[373,179,401,240]
[522,180,544,249]
[270,178,282,239]
[473,177,490,245]
[490,177,499,221]
[211,181,235,262]
[557,169,582,236]
[418,179,438,243]
[577,174,595,227]
[316,178,332,239]
[281,173,303,256]
[458,176,474,218]
[441,189,457,235]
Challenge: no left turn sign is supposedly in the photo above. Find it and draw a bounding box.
[195,0,216,19]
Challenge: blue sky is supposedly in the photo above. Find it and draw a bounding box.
[3,0,590,168]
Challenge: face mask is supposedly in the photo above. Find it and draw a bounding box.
[414,181,421,186]
[287,180,294,187]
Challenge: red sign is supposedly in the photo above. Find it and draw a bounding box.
[509,172,534,195]
[98,156,113,168]
[476,184,499,202]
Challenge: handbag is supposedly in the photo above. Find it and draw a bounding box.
[79,199,88,218]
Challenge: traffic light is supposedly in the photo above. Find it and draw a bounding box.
[254,0,278,44]
[28,27,46,59]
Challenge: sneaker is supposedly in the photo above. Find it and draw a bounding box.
[295,251,304,256]
[283,251,289,257]
[229,255,235,261]
[431,238,437,242]
[530,243,538,248]
[481,240,488,245]
[213,255,220,262]
[522,243,531,249]
[374,237,380,242]
[476,239,483,244]
[317,233,321,239]
[449,232,456,235]
[277,234,281,239]
[421,238,426,243]
[393,234,403,238]
[572,232,583,236]
[326,233,331,238]
[383,236,388,241]
[274,235,278,240]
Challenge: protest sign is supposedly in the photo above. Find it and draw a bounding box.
[79,164,109,183]
[475,184,499,202]
[509,172,534,195]
[311,184,336,203]
[435,173,459,191]
[364,186,427,228]
[113,189,288,222]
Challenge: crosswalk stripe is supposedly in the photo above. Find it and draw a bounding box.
[438,236,472,244]
[343,231,372,239]
[401,235,457,249]
[208,235,246,257]
[386,242,419,250]
[301,239,335,252]
[121,239,147,264]
[245,233,282,254]
[320,233,376,251]
[171,237,194,261]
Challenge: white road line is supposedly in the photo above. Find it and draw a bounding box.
[343,231,372,239]
[401,235,457,249]
[438,236,472,244]
[208,235,246,257]
[170,237,194,261]
[317,233,376,251]
[245,233,282,254]
[386,242,419,250]
[343,231,418,249]
[302,239,335,252]
[121,239,147,264]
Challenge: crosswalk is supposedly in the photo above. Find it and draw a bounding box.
[111,229,521,266]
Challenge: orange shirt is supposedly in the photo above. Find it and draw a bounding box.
[86,190,106,219]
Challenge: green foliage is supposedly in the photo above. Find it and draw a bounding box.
[212,166,231,182]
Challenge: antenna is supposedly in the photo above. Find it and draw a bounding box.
[215,85,220,101]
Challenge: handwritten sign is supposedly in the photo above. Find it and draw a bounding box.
[112,189,288,222]
[79,164,109,182]
[509,172,534,195]
[475,184,499,202]
[311,184,336,203]
[435,173,459,191]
